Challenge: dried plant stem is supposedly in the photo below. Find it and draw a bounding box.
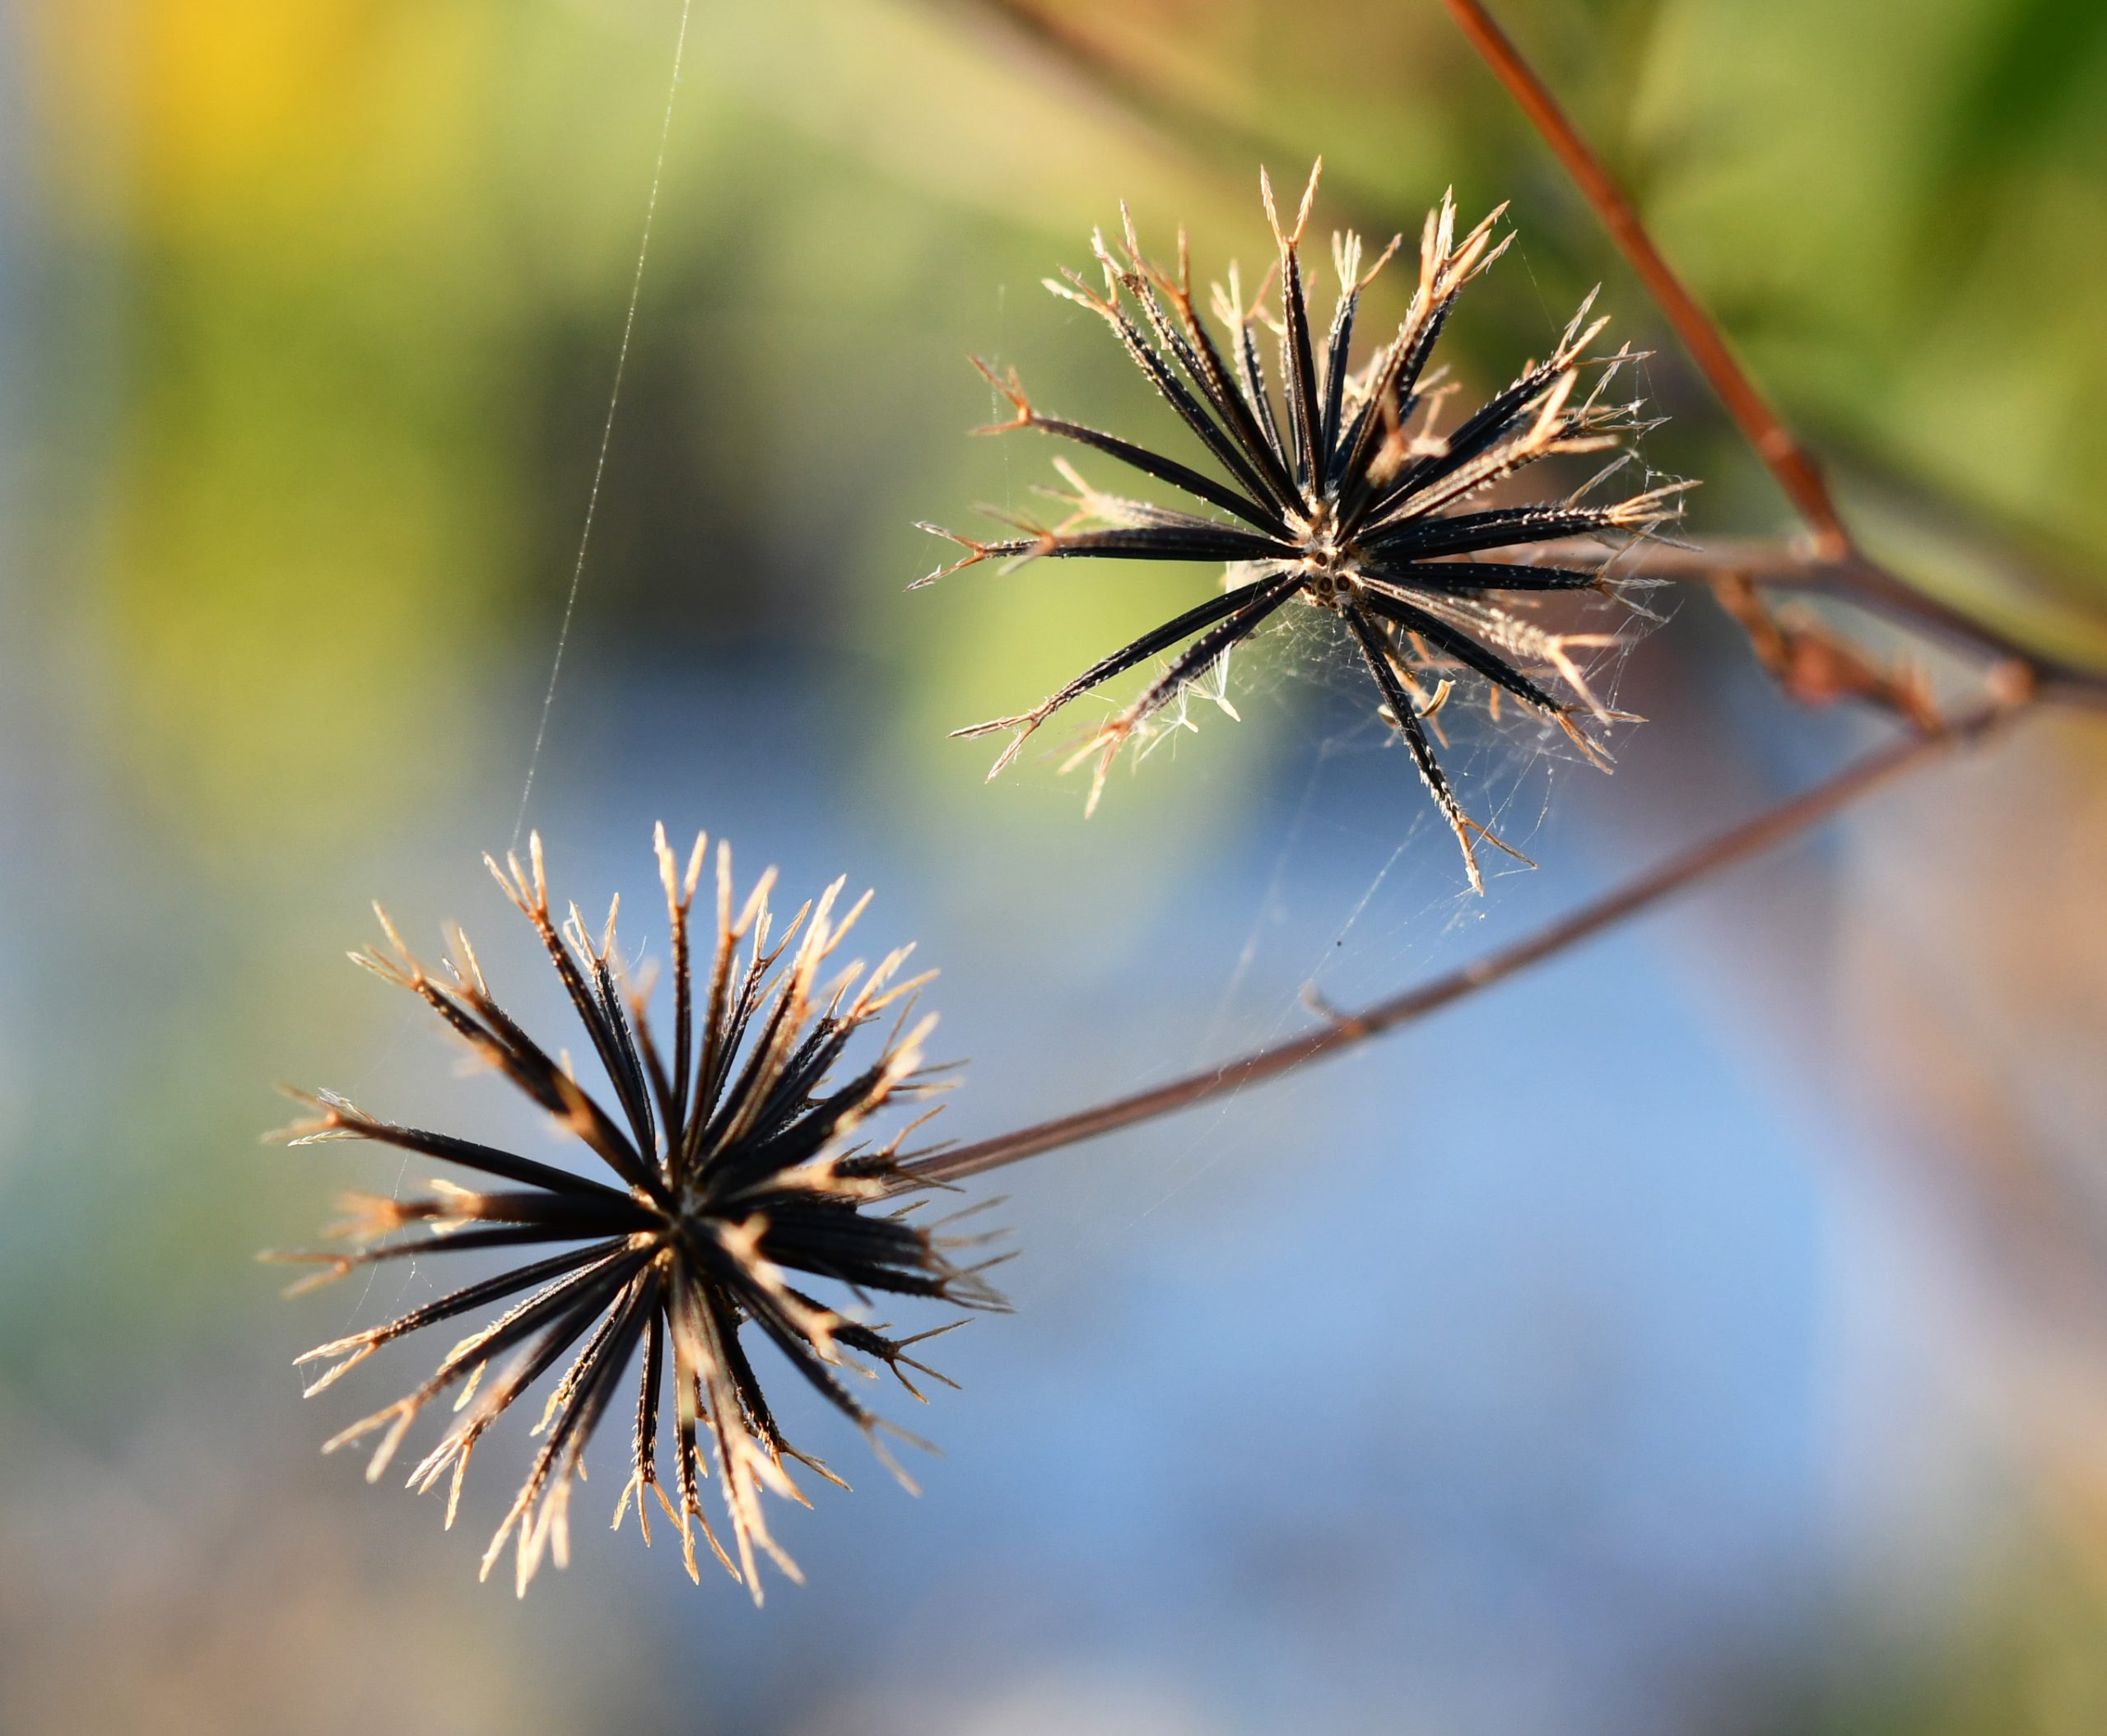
[907,698,2020,1184]
[1437,4,2107,707]
[1437,0,1849,559]
[1564,538,2107,705]
[955,0,1285,171]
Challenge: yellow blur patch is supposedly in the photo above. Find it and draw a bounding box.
[29,0,491,241]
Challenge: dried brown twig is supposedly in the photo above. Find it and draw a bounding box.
[1435,0,1850,560]
[1579,537,2107,708]
[1432,0,2107,714]
[951,0,1285,173]
[908,696,2021,1184]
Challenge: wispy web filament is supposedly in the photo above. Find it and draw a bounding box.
[512,0,696,850]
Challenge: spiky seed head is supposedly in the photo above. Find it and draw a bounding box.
[922,165,1688,892]
[269,827,1007,1598]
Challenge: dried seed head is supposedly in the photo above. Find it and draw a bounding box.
[923,165,1690,891]
[269,826,1006,1599]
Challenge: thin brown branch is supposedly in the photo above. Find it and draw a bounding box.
[950,0,1284,172]
[946,0,1420,290]
[1560,538,2107,706]
[1438,0,1852,561]
[907,699,2021,1184]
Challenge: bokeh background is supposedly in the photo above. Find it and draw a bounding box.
[5,1,2107,1731]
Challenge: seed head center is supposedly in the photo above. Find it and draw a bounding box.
[1296,521,1356,608]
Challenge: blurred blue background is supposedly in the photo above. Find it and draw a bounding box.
[4,2,2107,1731]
